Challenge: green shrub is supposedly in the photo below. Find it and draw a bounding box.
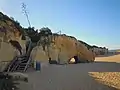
[0,72,19,90]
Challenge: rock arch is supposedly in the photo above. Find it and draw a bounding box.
[68,56,79,64]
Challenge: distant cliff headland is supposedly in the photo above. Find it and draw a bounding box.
[0,12,108,65]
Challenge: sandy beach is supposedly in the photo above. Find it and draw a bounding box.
[95,53,120,63]
[18,54,120,90]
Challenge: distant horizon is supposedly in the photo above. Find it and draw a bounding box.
[0,0,120,50]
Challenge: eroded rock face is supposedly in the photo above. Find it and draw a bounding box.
[31,35,95,63]
[0,33,21,71]
[0,30,22,63]
[31,46,49,62]
[53,35,95,62]
[47,44,59,61]
[0,12,26,63]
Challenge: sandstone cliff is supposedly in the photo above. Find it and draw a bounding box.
[0,12,26,62]
[0,12,96,67]
[31,34,95,63]
[79,40,109,56]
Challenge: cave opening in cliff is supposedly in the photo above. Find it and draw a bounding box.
[68,56,79,64]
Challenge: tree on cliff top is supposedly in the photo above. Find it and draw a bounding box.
[24,27,53,51]
[38,27,53,51]
[39,27,52,36]
[24,27,39,42]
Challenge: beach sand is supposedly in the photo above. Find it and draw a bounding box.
[95,53,120,63]
[18,54,120,90]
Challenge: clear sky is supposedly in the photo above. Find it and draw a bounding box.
[0,0,120,49]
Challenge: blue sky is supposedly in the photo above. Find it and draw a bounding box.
[0,0,120,49]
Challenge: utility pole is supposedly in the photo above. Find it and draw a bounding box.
[21,3,31,28]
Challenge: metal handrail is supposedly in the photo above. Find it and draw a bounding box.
[9,55,26,72]
[11,60,20,72]
[24,42,33,71]
[24,57,31,72]
[7,56,18,72]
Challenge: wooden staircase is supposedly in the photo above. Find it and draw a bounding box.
[5,56,28,72]
[4,40,34,72]
[4,54,31,72]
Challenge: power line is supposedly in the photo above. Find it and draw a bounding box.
[21,3,31,27]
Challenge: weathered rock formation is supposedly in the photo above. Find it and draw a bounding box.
[0,11,97,70]
[31,35,95,63]
[79,41,109,56]
[0,12,26,71]
[89,46,108,56]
